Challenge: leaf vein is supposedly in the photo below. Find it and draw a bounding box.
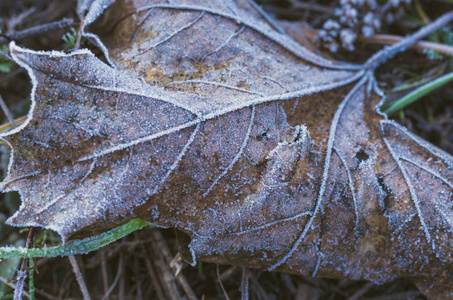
[203,105,256,197]
[268,74,370,271]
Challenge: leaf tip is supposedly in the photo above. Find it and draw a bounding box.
[8,41,29,64]
[6,208,39,229]
[6,207,70,244]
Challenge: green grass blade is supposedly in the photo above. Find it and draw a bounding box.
[382,71,453,115]
[0,219,149,259]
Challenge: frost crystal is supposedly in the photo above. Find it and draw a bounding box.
[316,0,411,52]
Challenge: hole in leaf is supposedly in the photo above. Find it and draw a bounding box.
[355,149,369,162]
[377,174,391,212]
[256,130,268,141]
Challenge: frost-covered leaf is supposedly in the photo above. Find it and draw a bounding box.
[2,0,453,298]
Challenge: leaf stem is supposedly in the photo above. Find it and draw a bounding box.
[382,71,453,115]
[0,219,149,259]
[364,10,453,70]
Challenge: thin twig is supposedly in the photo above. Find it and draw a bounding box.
[219,266,237,281]
[364,11,453,70]
[286,0,335,14]
[118,273,125,300]
[33,287,59,300]
[348,281,375,300]
[74,17,84,50]
[365,291,423,299]
[240,267,249,300]
[14,227,35,300]
[148,229,197,299]
[13,271,26,300]
[415,0,431,25]
[13,266,26,299]
[216,265,230,300]
[176,271,198,300]
[0,93,17,127]
[58,272,72,299]
[1,69,26,86]
[0,116,27,137]
[143,251,166,300]
[25,228,35,300]
[280,274,297,295]
[100,254,123,300]
[0,276,30,299]
[6,8,36,32]
[100,251,109,299]
[0,49,13,61]
[148,230,181,299]
[68,255,91,300]
[358,34,453,56]
[0,18,74,44]
[248,272,268,300]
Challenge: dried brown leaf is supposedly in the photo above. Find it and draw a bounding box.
[2,0,453,298]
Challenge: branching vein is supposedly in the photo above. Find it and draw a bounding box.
[203,105,256,197]
[226,210,312,236]
[400,157,453,190]
[268,74,370,271]
[135,4,360,70]
[380,121,432,247]
[165,79,264,96]
[333,147,359,228]
[152,123,200,195]
[77,72,364,163]
[135,11,206,57]
[201,25,245,61]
